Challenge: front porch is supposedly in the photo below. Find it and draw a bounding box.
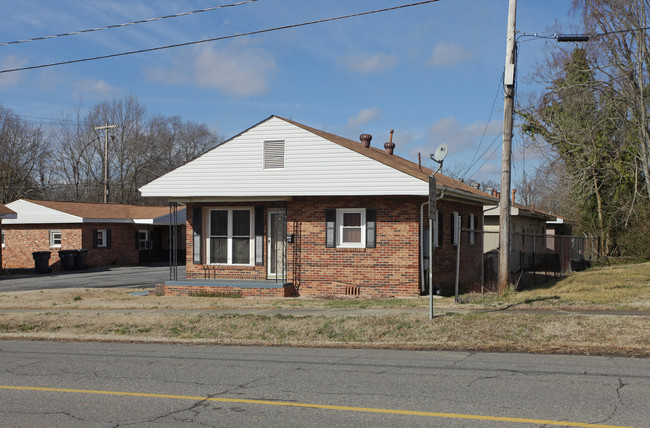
[156,278,296,297]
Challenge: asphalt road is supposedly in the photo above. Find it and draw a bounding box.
[0,341,647,427]
[0,264,184,291]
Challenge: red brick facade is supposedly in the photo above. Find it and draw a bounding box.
[2,223,143,269]
[182,196,484,297]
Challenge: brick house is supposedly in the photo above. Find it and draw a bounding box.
[140,116,498,297]
[0,203,17,273]
[1,199,185,270]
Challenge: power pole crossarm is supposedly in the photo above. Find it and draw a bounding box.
[498,0,517,296]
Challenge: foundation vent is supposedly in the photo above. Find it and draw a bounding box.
[345,286,360,296]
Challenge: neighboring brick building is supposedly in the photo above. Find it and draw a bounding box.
[140,116,497,297]
[1,200,185,270]
[0,203,17,273]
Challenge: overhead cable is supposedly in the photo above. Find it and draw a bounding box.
[0,0,260,47]
[0,0,441,74]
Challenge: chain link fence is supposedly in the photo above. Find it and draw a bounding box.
[482,231,599,291]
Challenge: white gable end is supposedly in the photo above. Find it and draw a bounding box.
[140,117,428,198]
[3,200,82,224]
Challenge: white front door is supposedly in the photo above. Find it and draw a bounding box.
[267,210,286,279]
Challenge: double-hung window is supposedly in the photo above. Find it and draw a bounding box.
[337,209,366,248]
[49,230,62,248]
[96,229,107,248]
[469,213,475,244]
[209,208,253,265]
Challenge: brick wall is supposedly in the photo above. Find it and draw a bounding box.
[184,196,484,298]
[1,223,142,269]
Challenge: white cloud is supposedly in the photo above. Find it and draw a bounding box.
[347,108,381,128]
[339,52,398,74]
[429,116,501,151]
[148,45,277,97]
[76,79,121,98]
[0,55,28,87]
[429,42,472,66]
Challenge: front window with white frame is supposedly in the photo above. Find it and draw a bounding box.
[96,229,108,248]
[469,213,475,244]
[208,208,253,265]
[49,230,62,248]
[337,209,366,248]
[137,229,149,250]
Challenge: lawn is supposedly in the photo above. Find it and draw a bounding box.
[0,262,648,357]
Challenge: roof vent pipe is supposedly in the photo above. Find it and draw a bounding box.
[512,188,517,204]
[384,129,395,155]
[360,133,372,148]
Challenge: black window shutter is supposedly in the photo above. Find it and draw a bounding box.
[255,206,264,266]
[106,229,112,249]
[192,207,202,264]
[92,229,98,249]
[366,208,376,248]
[325,209,336,248]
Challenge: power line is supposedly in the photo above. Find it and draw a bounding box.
[0,0,442,74]
[459,70,504,180]
[0,0,260,47]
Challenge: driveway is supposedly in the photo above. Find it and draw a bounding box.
[0,264,184,292]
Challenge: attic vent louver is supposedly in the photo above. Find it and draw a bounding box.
[264,140,285,169]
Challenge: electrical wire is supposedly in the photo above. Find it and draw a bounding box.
[0,0,260,47]
[458,70,504,180]
[0,0,442,74]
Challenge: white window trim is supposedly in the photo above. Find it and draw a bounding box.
[452,212,459,246]
[336,208,366,248]
[49,230,62,248]
[1,230,4,248]
[96,229,108,248]
[207,207,254,265]
[138,229,150,250]
[469,214,475,245]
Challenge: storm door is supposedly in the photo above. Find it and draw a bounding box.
[267,209,287,280]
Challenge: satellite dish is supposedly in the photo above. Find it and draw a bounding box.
[431,143,448,163]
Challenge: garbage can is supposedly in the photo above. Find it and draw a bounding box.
[58,250,76,271]
[32,251,51,274]
[74,249,88,270]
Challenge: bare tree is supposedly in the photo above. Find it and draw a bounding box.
[0,105,50,203]
[49,95,223,204]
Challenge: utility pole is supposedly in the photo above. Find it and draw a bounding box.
[94,124,118,204]
[498,0,517,296]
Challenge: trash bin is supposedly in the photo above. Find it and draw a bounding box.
[74,249,88,270]
[58,250,76,271]
[32,251,51,274]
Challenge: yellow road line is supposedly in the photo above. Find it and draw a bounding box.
[0,385,633,428]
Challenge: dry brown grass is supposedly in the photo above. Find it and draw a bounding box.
[0,262,648,356]
[0,311,647,357]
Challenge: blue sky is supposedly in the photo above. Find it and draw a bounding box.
[0,0,577,185]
